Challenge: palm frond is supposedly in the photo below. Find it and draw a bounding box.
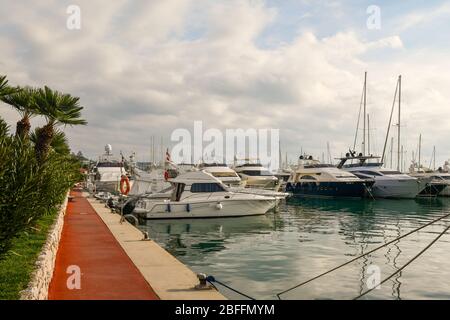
[0,75,19,98]
[34,86,87,126]
[1,86,39,117]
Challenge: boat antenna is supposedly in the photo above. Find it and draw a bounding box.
[381,76,400,163]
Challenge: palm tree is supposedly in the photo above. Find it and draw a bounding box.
[1,86,39,138]
[30,128,71,155]
[33,86,87,162]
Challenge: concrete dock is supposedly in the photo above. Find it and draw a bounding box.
[49,190,225,300]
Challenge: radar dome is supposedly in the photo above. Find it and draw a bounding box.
[105,144,112,154]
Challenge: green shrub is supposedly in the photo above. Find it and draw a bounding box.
[0,117,81,257]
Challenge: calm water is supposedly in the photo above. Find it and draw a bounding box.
[138,197,450,300]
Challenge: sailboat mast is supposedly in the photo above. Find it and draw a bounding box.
[390,137,393,169]
[363,71,367,156]
[279,140,282,170]
[367,114,370,155]
[401,145,404,172]
[418,134,422,170]
[397,75,401,171]
[433,146,436,170]
[381,77,399,164]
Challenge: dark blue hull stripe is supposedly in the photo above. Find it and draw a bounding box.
[286,181,369,198]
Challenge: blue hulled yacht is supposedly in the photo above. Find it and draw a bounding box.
[285,156,374,198]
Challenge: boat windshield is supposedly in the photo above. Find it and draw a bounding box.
[380,170,403,175]
[303,164,335,168]
[240,170,274,176]
[96,162,123,167]
[357,170,383,176]
[211,172,239,178]
[190,183,226,193]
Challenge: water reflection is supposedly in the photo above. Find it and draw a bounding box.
[138,197,450,299]
[140,216,275,258]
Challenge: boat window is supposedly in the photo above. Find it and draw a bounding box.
[358,170,382,176]
[171,183,185,201]
[241,170,273,176]
[300,175,316,180]
[335,175,354,179]
[211,172,240,178]
[190,183,226,193]
[96,162,124,167]
[380,170,402,175]
[353,173,368,180]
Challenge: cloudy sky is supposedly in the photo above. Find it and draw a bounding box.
[1,0,450,168]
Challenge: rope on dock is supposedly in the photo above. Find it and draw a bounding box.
[276,211,450,299]
[353,223,450,300]
[206,275,255,300]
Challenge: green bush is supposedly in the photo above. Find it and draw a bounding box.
[0,117,82,257]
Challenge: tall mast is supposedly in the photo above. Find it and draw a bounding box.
[433,146,436,170]
[418,134,422,170]
[381,77,399,164]
[160,136,163,166]
[390,137,394,169]
[367,114,370,155]
[150,136,153,163]
[285,152,288,169]
[401,145,404,172]
[279,140,282,170]
[397,75,401,171]
[363,71,367,156]
[327,141,332,164]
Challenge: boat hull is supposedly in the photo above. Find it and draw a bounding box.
[418,182,447,197]
[134,198,276,219]
[371,179,420,199]
[285,181,369,198]
[438,185,450,197]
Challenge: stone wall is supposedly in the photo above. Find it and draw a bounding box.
[19,193,69,300]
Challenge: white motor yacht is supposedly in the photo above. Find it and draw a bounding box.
[408,163,448,197]
[197,163,242,187]
[133,170,277,219]
[286,156,373,198]
[90,144,128,193]
[233,160,279,190]
[339,154,420,199]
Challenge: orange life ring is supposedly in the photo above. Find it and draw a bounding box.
[164,170,169,181]
[120,175,131,195]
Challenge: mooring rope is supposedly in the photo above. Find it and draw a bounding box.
[206,276,256,300]
[353,223,450,300]
[364,183,375,200]
[276,211,450,299]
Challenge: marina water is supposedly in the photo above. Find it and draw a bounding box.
[138,198,450,299]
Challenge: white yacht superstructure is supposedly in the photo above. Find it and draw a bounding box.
[286,156,372,198]
[133,171,277,219]
[197,163,242,187]
[90,144,127,193]
[408,164,449,197]
[233,161,279,190]
[339,155,420,199]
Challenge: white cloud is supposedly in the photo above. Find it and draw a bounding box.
[395,2,450,32]
[0,0,449,167]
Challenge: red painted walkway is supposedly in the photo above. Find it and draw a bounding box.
[48,190,159,300]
